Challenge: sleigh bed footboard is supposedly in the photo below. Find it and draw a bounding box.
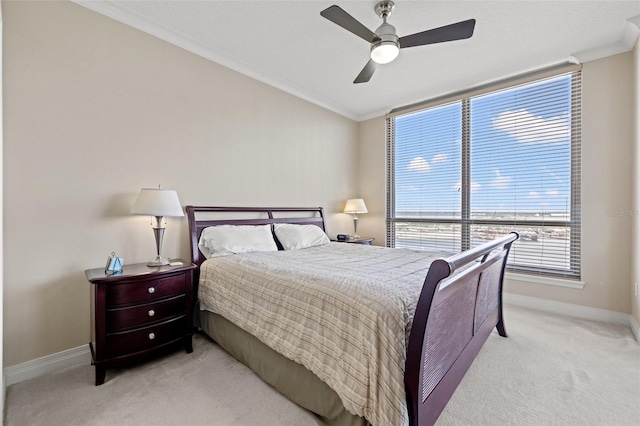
[405,232,518,426]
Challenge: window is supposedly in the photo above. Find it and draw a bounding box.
[387,69,581,278]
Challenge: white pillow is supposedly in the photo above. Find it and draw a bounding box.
[198,225,278,259]
[273,223,330,250]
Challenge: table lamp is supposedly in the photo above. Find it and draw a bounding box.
[131,187,184,266]
[344,198,368,239]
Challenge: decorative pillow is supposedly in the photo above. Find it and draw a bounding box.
[274,223,330,251]
[198,225,278,259]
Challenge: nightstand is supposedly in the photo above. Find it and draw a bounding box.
[85,260,196,385]
[333,237,375,245]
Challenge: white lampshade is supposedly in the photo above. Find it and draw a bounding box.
[344,198,368,214]
[131,188,184,217]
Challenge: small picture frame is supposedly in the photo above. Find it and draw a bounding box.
[105,252,124,274]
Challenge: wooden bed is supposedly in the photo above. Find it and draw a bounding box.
[186,205,518,426]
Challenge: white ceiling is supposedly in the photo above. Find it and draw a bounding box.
[75,1,640,121]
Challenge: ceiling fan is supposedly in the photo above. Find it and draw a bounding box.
[320,1,476,84]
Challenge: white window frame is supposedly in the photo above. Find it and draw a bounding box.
[386,65,582,279]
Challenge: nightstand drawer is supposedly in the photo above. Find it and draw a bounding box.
[106,274,186,307]
[105,294,186,333]
[106,316,186,358]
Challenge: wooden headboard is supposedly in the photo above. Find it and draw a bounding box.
[185,206,326,268]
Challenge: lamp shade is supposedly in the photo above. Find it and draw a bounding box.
[131,188,184,217]
[344,198,368,214]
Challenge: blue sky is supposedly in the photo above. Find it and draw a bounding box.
[395,75,572,217]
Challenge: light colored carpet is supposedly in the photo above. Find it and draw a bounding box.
[5,305,640,426]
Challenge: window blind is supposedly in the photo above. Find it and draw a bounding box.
[387,69,582,278]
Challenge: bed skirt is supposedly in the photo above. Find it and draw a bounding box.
[199,310,368,426]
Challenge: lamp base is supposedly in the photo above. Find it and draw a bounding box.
[352,216,360,241]
[147,256,170,267]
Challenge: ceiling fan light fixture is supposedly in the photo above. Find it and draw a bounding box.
[370,41,399,64]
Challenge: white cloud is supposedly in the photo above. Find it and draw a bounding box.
[492,109,570,143]
[541,166,564,184]
[403,185,420,192]
[528,191,540,198]
[432,153,448,163]
[490,169,512,190]
[407,156,431,173]
[545,189,559,196]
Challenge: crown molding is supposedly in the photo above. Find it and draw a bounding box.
[570,15,640,63]
[71,1,360,121]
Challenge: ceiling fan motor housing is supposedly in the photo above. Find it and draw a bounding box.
[370,1,399,64]
[371,22,399,64]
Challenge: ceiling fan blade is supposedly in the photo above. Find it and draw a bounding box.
[321,5,378,43]
[399,19,476,49]
[354,59,378,84]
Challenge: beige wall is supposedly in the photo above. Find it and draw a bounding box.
[3,1,359,366]
[357,117,387,244]
[632,38,640,326]
[358,52,635,314]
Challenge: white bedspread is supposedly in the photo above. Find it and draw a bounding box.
[198,242,450,426]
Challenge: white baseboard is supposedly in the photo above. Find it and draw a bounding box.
[503,292,637,341]
[4,344,91,387]
[631,315,640,342]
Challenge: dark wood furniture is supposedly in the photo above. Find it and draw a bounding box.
[333,237,374,245]
[187,206,327,286]
[85,260,196,385]
[186,206,518,426]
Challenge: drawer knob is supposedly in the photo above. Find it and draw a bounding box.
[147,287,155,294]
[148,332,155,340]
[148,309,155,317]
